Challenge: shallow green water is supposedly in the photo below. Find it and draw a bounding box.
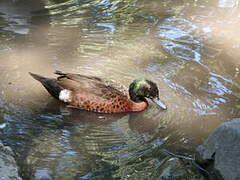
[0,0,239,179]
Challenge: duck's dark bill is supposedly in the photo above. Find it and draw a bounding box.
[151,97,167,110]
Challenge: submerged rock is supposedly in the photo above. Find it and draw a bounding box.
[155,156,206,180]
[157,157,188,180]
[0,141,22,180]
[197,118,240,180]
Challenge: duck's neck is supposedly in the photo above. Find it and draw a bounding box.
[131,99,148,112]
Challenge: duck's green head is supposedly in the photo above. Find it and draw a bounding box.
[129,79,167,110]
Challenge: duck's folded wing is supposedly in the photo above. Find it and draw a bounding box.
[55,72,128,100]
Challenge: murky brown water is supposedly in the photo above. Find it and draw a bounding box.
[0,0,239,179]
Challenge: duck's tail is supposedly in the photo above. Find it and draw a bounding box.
[29,72,62,99]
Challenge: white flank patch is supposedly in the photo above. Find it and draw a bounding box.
[59,89,72,102]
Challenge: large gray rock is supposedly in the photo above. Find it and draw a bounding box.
[0,141,22,180]
[197,118,240,180]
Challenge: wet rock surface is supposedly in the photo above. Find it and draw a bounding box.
[0,141,22,180]
[197,118,240,180]
[157,157,189,180]
[154,155,206,180]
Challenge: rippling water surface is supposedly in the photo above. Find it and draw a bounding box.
[0,0,240,179]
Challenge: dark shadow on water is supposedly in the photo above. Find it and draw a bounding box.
[7,100,127,179]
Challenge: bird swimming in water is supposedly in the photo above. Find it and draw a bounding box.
[29,71,167,113]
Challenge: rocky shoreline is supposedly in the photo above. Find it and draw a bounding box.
[0,141,22,180]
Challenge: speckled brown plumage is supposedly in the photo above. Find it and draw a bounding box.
[69,92,137,113]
